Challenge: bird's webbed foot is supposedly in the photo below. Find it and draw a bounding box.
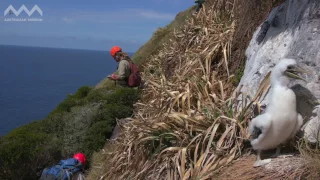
[253,149,272,167]
[270,146,281,158]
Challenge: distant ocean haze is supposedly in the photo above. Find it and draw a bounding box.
[0,45,128,135]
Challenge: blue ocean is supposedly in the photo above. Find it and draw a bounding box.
[0,45,120,135]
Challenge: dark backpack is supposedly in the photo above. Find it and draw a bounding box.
[127,60,142,87]
[39,158,83,180]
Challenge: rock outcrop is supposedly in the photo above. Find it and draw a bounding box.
[238,0,320,143]
[110,118,130,141]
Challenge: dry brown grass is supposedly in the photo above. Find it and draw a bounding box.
[213,154,308,180]
[298,141,320,180]
[212,140,320,180]
[88,1,272,179]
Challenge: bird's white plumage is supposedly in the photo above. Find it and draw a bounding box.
[249,58,303,152]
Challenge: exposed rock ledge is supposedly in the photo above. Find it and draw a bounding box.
[237,0,320,143]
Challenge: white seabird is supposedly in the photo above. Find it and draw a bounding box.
[249,58,308,167]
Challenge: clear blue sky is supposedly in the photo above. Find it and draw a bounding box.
[0,0,194,52]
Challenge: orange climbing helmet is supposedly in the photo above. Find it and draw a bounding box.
[110,46,122,57]
[73,153,87,166]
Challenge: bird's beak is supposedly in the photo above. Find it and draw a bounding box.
[284,66,308,82]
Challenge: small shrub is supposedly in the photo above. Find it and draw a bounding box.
[74,86,93,99]
[50,86,92,115]
[87,87,140,106]
[53,95,87,113]
[0,121,61,180]
[82,120,114,160]
[57,97,77,112]
[87,88,114,102]
[41,112,67,134]
[81,103,133,161]
[60,105,100,157]
[104,88,140,106]
[93,104,133,123]
[95,78,118,89]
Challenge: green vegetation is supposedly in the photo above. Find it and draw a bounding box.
[0,121,61,179]
[0,86,140,180]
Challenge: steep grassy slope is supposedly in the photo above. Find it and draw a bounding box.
[0,86,140,179]
[86,1,304,180]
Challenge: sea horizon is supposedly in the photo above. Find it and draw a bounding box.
[0,44,126,135]
[0,44,136,54]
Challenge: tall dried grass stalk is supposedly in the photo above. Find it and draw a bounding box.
[99,1,271,179]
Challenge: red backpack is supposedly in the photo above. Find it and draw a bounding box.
[127,60,142,87]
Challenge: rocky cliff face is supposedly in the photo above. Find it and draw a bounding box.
[238,0,320,143]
